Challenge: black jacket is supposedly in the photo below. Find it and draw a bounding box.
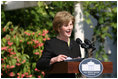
[36,37,81,78]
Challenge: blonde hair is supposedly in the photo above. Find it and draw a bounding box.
[53,11,75,34]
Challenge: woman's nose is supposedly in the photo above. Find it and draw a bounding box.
[68,25,72,29]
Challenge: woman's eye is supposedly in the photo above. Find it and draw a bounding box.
[64,25,68,27]
[70,24,73,25]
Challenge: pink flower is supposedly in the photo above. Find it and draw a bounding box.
[43,30,49,34]
[35,68,38,71]
[1,47,7,51]
[6,38,10,41]
[10,65,15,69]
[34,52,39,55]
[38,33,41,35]
[6,65,10,69]
[3,28,6,32]
[28,33,31,36]
[42,30,49,36]
[8,41,13,46]
[33,40,39,44]
[9,72,15,77]
[22,60,26,64]
[40,43,44,47]
[16,63,21,66]
[1,58,4,62]
[13,56,17,59]
[43,38,46,41]
[17,73,20,75]
[20,40,22,42]
[35,68,40,72]
[27,42,29,45]
[40,50,43,53]
[33,44,39,49]
[17,58,20,62]
[21,74,25,78]
[4,57,7,60]
[25,72,28,76]
[2,65,5,68]
[41,72,45,76]
[24,32,27,34]
[42,33,45,36]
[10,52,15,55]
[28,75,32,77]
[24,32,31,36]
[17,76,20,78]
[9,52,12,55]
[7,48,13,52]
[2,68,5,71]
[32,32,35,35]
[47,37,50,40]
[38,75,41,78]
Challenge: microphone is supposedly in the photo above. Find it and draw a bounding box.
[76,38,88,49]
[76,38,82,44]
[84,39,91,45]
[84,39,96,51]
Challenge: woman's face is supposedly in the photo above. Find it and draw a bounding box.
[58,20,73,38]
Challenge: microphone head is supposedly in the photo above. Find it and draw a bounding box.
[76,38,82,44]
[81,43,88,48]
[84,39,91,45]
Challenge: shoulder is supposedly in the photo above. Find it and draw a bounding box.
[44,37,57,45]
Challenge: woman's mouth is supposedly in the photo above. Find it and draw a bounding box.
[66,30,71,35]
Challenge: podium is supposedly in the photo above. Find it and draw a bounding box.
[46,61,113,74]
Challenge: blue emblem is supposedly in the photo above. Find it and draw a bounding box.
[79,58,103,78]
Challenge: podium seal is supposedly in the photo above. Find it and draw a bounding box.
[79,58,103,78]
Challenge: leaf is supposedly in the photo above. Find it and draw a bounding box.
[103,54,109,62]
[113,7,117,13]
[11,59,17,65]
[95,52,99,58]
[1,38,6,46]
[84,11,90,17]
[32,63,36,69]
[16,36,19,46]
[99,17,104,24]
[98,57,102,60]
[13,46,17,53]
[106,33,112,39]
[86,18,91,24]
[24,54,30,59]
[1,51,5,55]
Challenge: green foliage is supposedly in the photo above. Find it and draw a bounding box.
[1,22,49,78]
[82,1,117,61]
[1,1,74,38]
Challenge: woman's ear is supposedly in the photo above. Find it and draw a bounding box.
[57,28,60,33]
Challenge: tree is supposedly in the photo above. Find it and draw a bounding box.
[81,1,117,61]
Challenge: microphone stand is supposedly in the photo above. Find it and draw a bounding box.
[86,48,93,58]
[76,38,96,58]
[84,39,96,58]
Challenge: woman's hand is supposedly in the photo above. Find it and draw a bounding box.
[50,54,67,65]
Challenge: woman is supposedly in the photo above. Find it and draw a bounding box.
[36,11,81,78]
